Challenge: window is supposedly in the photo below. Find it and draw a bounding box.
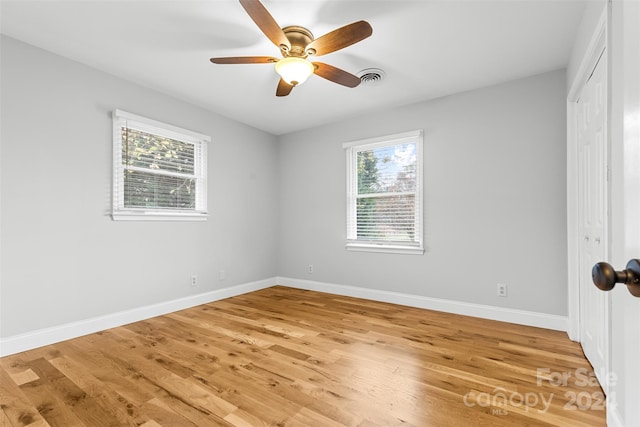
[344,130,423,254]
[112,109,209,221]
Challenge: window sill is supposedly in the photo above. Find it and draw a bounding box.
[346,243,424,255]
[112,211,207,221]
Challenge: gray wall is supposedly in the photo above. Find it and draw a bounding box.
[1,35,569,340]
[277,70,568,315]
[0,36,279,337]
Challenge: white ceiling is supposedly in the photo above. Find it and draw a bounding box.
[1,0,585,135]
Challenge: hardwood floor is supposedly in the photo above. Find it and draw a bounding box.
[1,286,605,426]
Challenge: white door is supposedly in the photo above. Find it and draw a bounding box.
[607,1,640,425]
[577,50,609,387]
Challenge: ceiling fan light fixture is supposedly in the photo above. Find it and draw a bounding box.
[275,57,314,86]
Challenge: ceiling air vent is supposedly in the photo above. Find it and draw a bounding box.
[357,68,385,86]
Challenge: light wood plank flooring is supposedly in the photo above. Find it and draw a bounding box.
[1,286,605,426]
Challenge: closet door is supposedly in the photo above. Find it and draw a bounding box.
[577,50,608,387]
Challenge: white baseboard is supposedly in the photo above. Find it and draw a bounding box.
[0,278,275,357]
[276,277,568,332]
[0,276,568,357]
[608,406,624,427]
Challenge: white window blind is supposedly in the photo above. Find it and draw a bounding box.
[344,130,424,254]
[112,109,209,221]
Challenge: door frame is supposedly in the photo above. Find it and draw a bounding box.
[566,4,611,385]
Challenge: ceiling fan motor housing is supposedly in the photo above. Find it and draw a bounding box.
[282,26,315,57]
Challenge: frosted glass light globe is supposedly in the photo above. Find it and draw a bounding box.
[275,57,314,86]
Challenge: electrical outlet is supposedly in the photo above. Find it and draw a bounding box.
[308,264,314,274]
[497,283,507,297]
[191,275,198,287]
[219,270,226,281]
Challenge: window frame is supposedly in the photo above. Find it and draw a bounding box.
[343,130,424,254]
[112,109,210,221]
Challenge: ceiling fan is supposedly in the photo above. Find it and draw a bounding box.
[210,0,373,97]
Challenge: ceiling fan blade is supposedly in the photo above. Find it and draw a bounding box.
[210,56,279,64]
[313,62,361,88]
[276,78,294,97]
[239,0,291,51]
[306,21,372,56]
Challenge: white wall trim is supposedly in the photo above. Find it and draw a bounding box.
[277,277,568,332]
[0,278,275,357]
[567,9,608,101]
[608,403,624,427]
[0,276,570,357]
